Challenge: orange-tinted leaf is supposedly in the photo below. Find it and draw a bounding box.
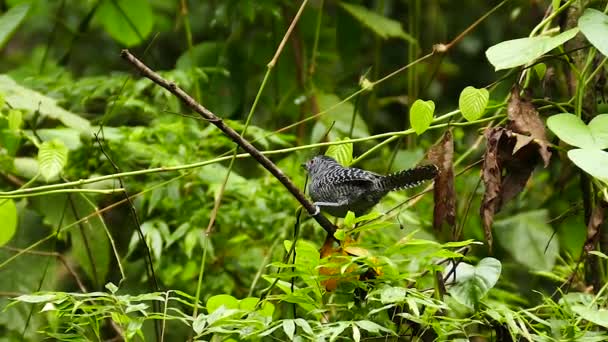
[428,130,456,233]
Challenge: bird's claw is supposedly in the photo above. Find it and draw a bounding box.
[311,205,321,216]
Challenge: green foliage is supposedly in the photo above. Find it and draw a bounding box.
[339,2,416,42]
[579,9,608,57]
[409,99,435,135]
[1,0,607,341]
[96,0,155,47]
[485,28,579,71]
[0,199,17,246]
[548,113,608,184]
[458,86,489,122]
[0,2,30,49]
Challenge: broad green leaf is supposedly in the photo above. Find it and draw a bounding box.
[176,41,224,69]
[38,139,68,182]
[409,99,435,135]
[485,28,579,70]
[579,9,608,57]
[0,199,17,246]
[494,210,558,271]
[568,149,608,183]
[238,297,258,312]
[548,113,595,148]
[572,305,608,328]
[339,2,415,42]
[589,114,608,149]
[96,0,154,47]
[207,294,239,313]
[0,75,91,133]
[326,140,353,166]
[0,3,30,49]
[283,319,295,340]
[448,257,501,309]
[13,157,38,179]
[459,86,489,121]
[547,113,608,149]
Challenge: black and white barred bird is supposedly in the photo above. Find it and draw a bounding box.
[303,155,438,217]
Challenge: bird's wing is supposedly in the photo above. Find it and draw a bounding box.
[326,167,379,185]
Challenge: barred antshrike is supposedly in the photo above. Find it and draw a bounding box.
[303,155,438,217]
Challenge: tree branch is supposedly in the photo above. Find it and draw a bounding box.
[120,49,336,236]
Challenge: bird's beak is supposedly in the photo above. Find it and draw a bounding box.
[300,163,306,170]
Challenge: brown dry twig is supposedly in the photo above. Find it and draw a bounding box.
[120,50,337,236]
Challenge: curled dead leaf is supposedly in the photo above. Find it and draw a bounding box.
[480,127,540,252]
[507,86,552,166]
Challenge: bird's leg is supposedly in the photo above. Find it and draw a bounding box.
[313,200,348,208]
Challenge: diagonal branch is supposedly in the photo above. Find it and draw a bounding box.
[120,49,336,236]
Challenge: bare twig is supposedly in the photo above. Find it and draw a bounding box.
[120,50,337,236]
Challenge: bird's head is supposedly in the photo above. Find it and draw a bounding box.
[302,155,338,176]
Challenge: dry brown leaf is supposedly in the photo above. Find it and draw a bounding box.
[480,127,541,253]
[499,131,539,205]
[584,203,605,253]
[480,128,504,252]
[428,130,456,233]
[507,86,552,166]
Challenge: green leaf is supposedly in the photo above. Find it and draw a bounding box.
[494,210,558,271]
[283,319,295,340]
[354,320,393,334]
[379,286,407,304]
[207,294,239,313]
[105,282,118,294]
[547,113,608,149]
[567,149,608,183]
[38,139,68,182]
[0,3,30,49]
[96,0,155,47]
[14,293,58,303]
[352,324,361,342]
[326,140,353,166]
[448,257,502,309]
[572,305,608,328]
[409,99,435,135]
[8,109,22,131]
[0,75,91,133]
[579,9,608,57]
[343,211,356,228]
[459,86,489,121]
[294,318,314,335]
[485,28,579,70]
[0,199,17,246]
[339,2,415,42]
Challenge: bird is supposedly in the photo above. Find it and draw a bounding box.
[303,155,438,217]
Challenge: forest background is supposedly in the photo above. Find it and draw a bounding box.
[1,0,608,341]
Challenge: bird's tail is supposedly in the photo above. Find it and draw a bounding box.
[380,165,439,192]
